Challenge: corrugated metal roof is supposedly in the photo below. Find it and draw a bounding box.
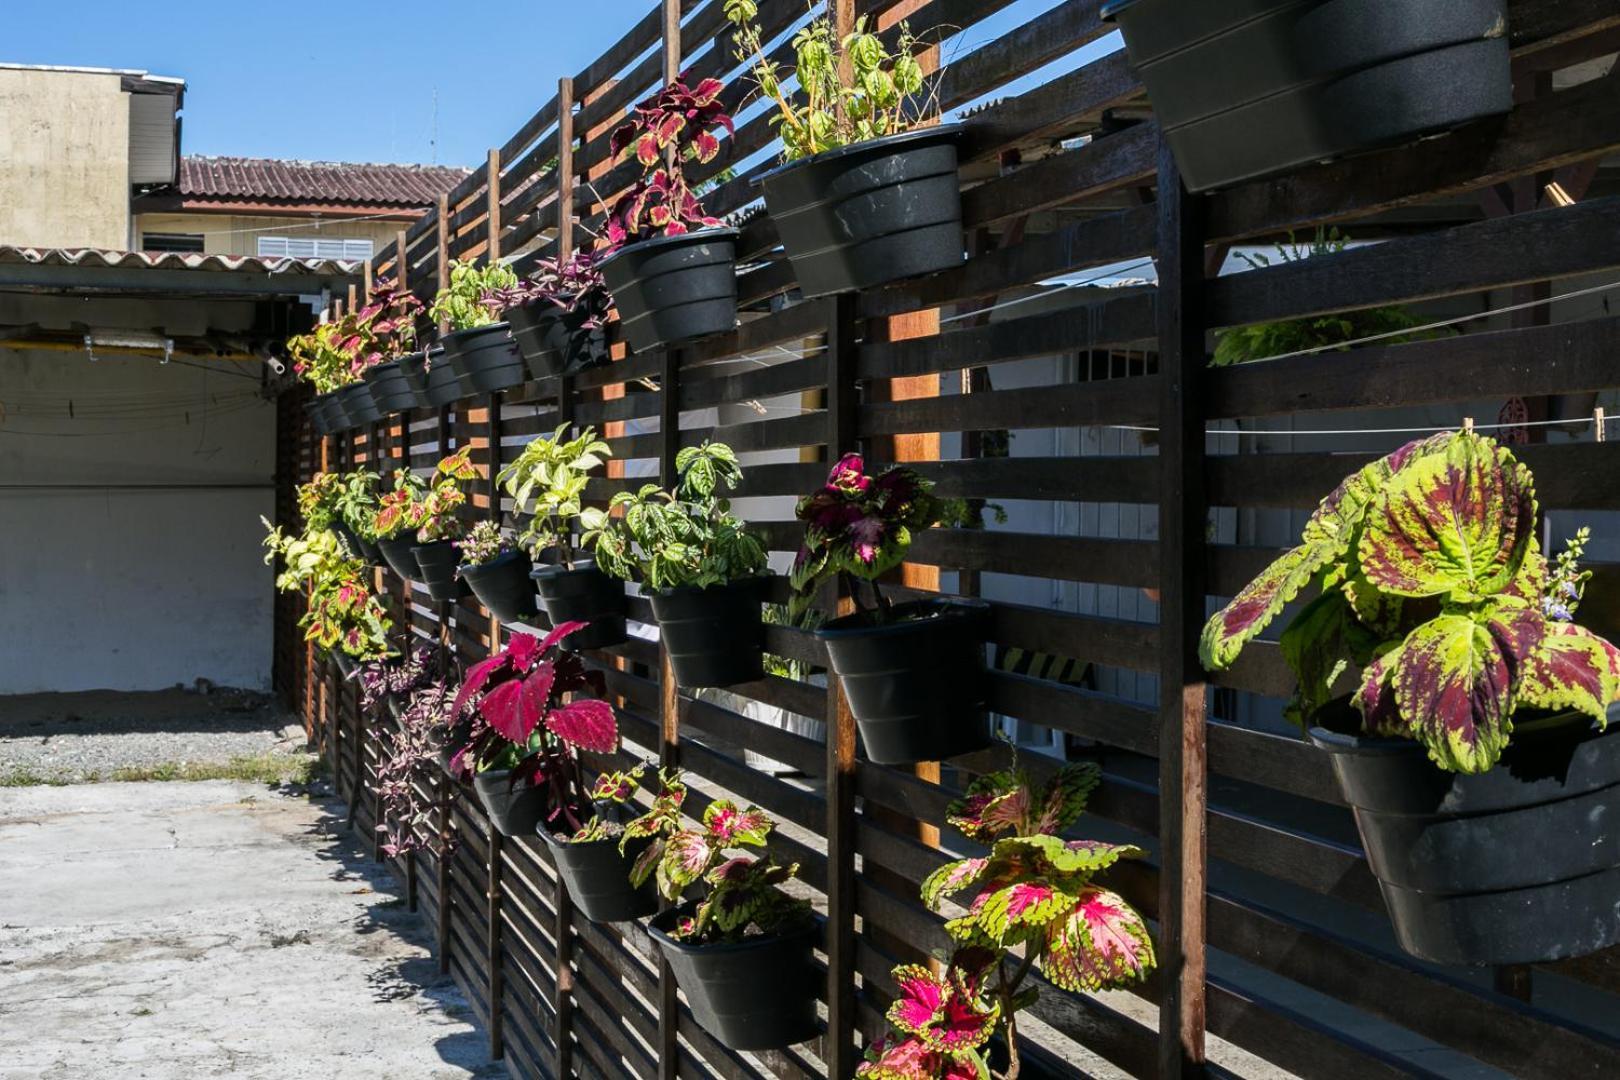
[0,245,360,275]
[175,156,471,207]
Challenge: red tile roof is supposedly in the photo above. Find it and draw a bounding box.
[175,156,471,208]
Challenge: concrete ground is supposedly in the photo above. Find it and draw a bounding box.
[0,779,501,1079]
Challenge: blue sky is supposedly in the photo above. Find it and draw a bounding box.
[6,1,1112,169]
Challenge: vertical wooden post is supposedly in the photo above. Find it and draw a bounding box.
[436,193,452,337]
[657,7,683,1077]
[437,403,455,977]
[395,229,410,295]
[556,78,576,262]
[1154,140,1209,1079]
[823,293,860,1076]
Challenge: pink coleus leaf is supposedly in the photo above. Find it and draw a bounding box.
[480,678,536,743]
[886,964,946,1037]
[1042,886,1156,993]
[535,619,588,656]
[855,1033,941,1080]
[972,879,1075,945]
[636,132,662,167]
[691,129,720,164]
[1517,621,1620,722]
[659,829,711,893]
[1033,761,1100,835]
[451,652,509,719]
[505,632,542,672]
[703,800,770,847]
[544,697,618,754]
[920,857,989,911]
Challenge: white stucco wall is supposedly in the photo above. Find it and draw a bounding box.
[0,346,276,694]
[0,67,132,248]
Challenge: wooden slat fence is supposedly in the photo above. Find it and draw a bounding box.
[273,1,1620,1077]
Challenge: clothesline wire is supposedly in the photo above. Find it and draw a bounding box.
[1108,414,1613,438]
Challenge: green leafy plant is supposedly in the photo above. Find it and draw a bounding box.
[726,0,930,161]
[496,423,613,566]
[374,448,478,543]
[861,753,1155,1080]
[295,473,343,533]
[585,441,767,591]
[1201,430,1620,773]
[287,316,362,393]
[620,769,810,944]
[1211,230,1448,367]
[334,470,383,542]
[568,766,647,844]
[429,259,519,332]
[261,521,392,661]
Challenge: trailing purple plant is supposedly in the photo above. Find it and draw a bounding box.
[374,679,463,858]
[356,639,448,714]
[485,250,612,329]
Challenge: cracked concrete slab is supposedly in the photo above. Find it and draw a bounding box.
[0,780,502,1079]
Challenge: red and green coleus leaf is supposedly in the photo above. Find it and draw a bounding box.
[945,773,1030,840]
[1517,622,1620,722]
[1280,587,1381,728]
[994,833,1146,879]
[1359,432,1537,603]
[1041,886,1156,993]
[658,828,713,896]
[965,879,1078,945]
[627,836,663,887]
[921,857,990,911]
[703,800,771,847]
[545,697,618,753]
[1032,761,1100,835]
[1200,543,1332,671]
[885,965,999,1055]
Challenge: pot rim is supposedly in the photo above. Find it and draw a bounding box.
[531,557,602,580]
[441,321,512,344]
[754,122,965,186]
[816,596,990,639]
[410,536,459,555]
[362,358,404,380]
[1308,706,1612,759]
[650,572,772,601]
[648,902,819,956]
[598,226,741,268]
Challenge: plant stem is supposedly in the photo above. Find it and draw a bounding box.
[870,580,894,623]
[839,571,870,621]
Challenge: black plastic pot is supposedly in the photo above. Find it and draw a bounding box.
[442,323,526,395]
[398,350,431,409]
[421,346,463,408]
[1309,703,1620,965]
[337,381,383,428]
[330,522,367,563]
[304,394,337,436]
[509,302,611,378]
[460,548,538,626]
[539,830,659,923]
[817,598,992,766]
[534,561,628,651]
[1102,0,1512,192]
[363,359,419,415]
[648,906,820,1051]
[331,650,359,678]
[412,540,471,603]
[598,228,738,354]
[758,125,965,297]
[648,577,766,689]
[472,770,551,837]
[376,534,421,581]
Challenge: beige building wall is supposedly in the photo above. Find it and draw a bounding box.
[0,68,131,248]
[135,211,405,258]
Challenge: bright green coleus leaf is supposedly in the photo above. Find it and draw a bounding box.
[1359,433,1536,603]
[1517,622,1620,722]
[921,857,990,911]
[1280,588,1379,728]
[1042,886,1156,993]
[949,879,1078,947]
[994,833,1144,878]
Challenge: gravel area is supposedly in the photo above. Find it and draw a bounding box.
[0,688,308,784]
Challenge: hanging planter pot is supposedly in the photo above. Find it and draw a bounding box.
[817,598,992,766]
[1310,702,1620,966]
[304,394,338,436]
[363,358,419,415]
[533,561,628,651]
[648,906,819,1051]
[648,576,766,689]
[1101,0,1513,192]
[337,381,383,428]
[376,534,422,581]
[598,228,738,354]
[538,830,659,923]
[459,548,538,627]
[442,323,526,395]
[398,350,432,409]
[509,302,612,379]
[757,125,965,297]
[472,769,550,837]
[331,650,359,678]
[330,522,380,566]
[420,346,464,409]
[412,540,471,603]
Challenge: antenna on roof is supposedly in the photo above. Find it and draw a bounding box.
[430,87,439,165]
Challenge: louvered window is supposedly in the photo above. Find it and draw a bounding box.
[257,236,374,261]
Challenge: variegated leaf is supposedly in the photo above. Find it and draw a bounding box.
[972,880,1077,943]
[1033,762,1100,835]
[994,833,1142,878]
[1200,544,1328,671]
[1518,622,1620,722]
[920,857,989,911]
[1281,588,1378,728]
[1392,612,1517,773]
[1041,887,1156,992]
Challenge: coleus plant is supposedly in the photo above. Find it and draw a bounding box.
[1201,430,1620,773]
[352,279,425,372]
[789,453,997,622]
[585,441,767,591]
[295,472,343,534]
[496,423,612,566]
[725,0,930,161]
[602,77,731,249]
[334,469,383,542]
[429,259,518,332]
[261,521,392,661]
[566,765,646,844]
[860,756,1156,1080]
[620,769,810,944]
[448,623,620,833]
[287,315,362,393]
[374,448,478,543]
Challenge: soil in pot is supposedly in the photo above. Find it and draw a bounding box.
[376,534,422,581]
[421,346,463,408]
[817,598,992,766]
[443,323,526,394]
[648,576,766,689]
[598,229,738,354]
[510,302,610,378]
[412,540,472,603]
[363,359,419,415]
[758,125,965,297]
[539,830,658,923]
[534,561,628,651]
[337,381,383,428]
[1103,0,1512,192]
[648,906,820,1051]
[1309,700,1620,965]
[460,548,538,626]
[472,770,551,837]
[398,350,432,409]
